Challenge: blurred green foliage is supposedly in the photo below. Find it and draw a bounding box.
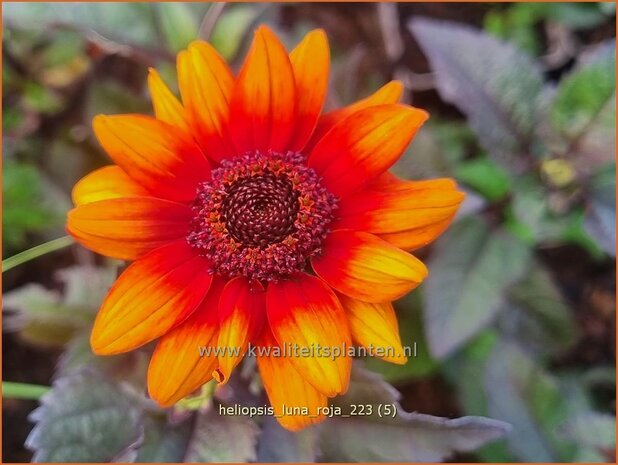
[2,162,59,250]
[485,2,615,54]
[2,2,615,463]
[409,12,615,463]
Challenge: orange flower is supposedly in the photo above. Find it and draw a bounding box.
[67,26,464,431]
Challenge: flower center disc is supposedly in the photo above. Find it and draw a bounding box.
[221,173,299,247]
[187,151,337,282]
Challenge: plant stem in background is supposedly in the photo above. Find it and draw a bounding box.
[2,236,74,273]
[2,381,50,400]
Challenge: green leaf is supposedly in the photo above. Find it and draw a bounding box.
[2,162,58,250]
[561,411,616,448]
[546,3,610,30]
[483,4,546,54]
[483,340,577,461]
[58,265,118,310]
[3,265,117,347]
[26,371,142,462]
[455,157,511,201]
[443,331,499,416]
[137,401,259,462]
[57,331,150,389]
[423,216,533,358]
[257,417,318,462]
[409,18,544,169]
[319,364,510,462]
[584,165,616,256]
[333,362,402,407]
[158,2,199,52]
[3,284,79,346]
[442,330,515,461]
[135,415,192,462]
[506,175,576,245]
[554,371,616,461]
[551,43,615,153]
[23,81,64,113]
[183,409,259,462]
[3,2,158,46]
[497,261,577,357]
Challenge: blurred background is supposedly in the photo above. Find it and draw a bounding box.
[2,2,616,462]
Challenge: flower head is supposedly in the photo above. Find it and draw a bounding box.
[67,26,464,431]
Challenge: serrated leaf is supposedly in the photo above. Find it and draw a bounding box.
[257,417,318,462]
[333,362,403,407]
[424,216,533,358]
[26,371,142,462]
[319,364,510,462]
[319,414,511,463]
[484,340,576,461]
[135,415,192,462]
[183,408,259,462]
[410,18,544,170]
[57,331,150,388]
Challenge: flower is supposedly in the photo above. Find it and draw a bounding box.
[66,25,465,431]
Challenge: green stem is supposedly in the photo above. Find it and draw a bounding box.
[2,236,74,272]
[3,381,50,400]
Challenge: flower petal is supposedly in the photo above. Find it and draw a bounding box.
[72,165,150,206]
[66,197,192,260]
[256,327,328,431]
[92,114,211,203]
[90,240,213,355]
[307,104,428,197]
[266,273,351,397]
[335,177,465,251]
[311,230,428,303]
[287,29,329,152]
[147,68,189,132]
[337,293,407,365]
[177,41,235,162]
[229,25,296,154]
[215,277,266,384]
[148,278,225,407]
[304,80,403,153]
